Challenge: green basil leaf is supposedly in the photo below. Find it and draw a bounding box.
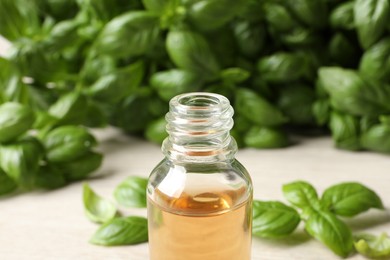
[0,168,17,195]
[48,92,87,126]
[329,111,361,151]
[284,0,327,29]
[114,176,148,208]
[235,88,288,127]
[142,0,169,14]
[361,124,390,153]
[354,0,390,49]
[312,99,330,126]
[257,52,309,83]
[187,0,247,31]
[330,2,355,30]
[83,183,117,224]
[318,67,390,116]
[355,233,390,259]
[282,181,320,209]
[359,37,390,82]
[166,29,220,81]
[43,19,80,52]
[35,164,66,189]
[87,61,145,103]
[220,67,250,84]
[0,138,44,189]
[277,84,315,125]
[233,20,266,58]
[42,126,97,163]
[150,69,202,102]
[244,126,289,149]
[279,27,322,49]
[263,3,299,33]
[145,118,168,145]
[321,182,384,217]
[80,55,117,85]
[90,216,148,246]
[61,152,103,182]
[305,210,354,257]
[93,11,160,59]
[0,0,40,41]
[0,102,35,143]
[252,200,300,238]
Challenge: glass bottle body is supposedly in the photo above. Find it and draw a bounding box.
[147,159,252,260]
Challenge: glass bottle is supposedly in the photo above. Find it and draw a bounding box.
[147,92,253,260]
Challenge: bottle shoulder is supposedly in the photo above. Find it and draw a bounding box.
[147,158,252,216]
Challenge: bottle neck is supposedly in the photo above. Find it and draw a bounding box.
[162,92,237,163]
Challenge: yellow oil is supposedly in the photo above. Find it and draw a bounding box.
[148,188,252,260]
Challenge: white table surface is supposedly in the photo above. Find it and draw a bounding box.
[1,127,390,260]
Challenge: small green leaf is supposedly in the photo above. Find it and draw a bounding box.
[330,2,355,30]
[0,102,35,143]
[90,216,148,246]
[83,183,117,224]
[361,124,390,153]
[355,233,390,259]
[359,37,390,82]
[329,111,361,151]
[35,164,66,189]
[145,118,168,145]
[48,92,87,125]
[220,67,250,84]
[252,200,300,238]
[42,126,97,163]
[244,126,289,149]
[235,88,288,127]
[322,182,384,217]
[312,99,330,126]
[305,210,354,257]
[0,168,17,195]
[0,138,44,189]
[282,181,320,210]
[61,152,103,182]
[114,176,148,208]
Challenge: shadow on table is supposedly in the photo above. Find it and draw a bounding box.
[343,208,390,231]
[253,228,311,247]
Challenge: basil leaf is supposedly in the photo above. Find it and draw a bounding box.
[142,0,169,14]
[35,164,66,189]
[145,117,168,145]
[187,0,247,31]
[257,52,309,83]
[235,88,288,127]
[48,92,87,126]
[233,20,266,58]
[150,69,202,102]
[330,2,355,30]
[319,67,390,116]
[93,11,160,59]
[83,183,117,224]
[282,181,320,210]
[0,102,35,143]
[0,168,17,195]
[355,233,390,259]
[359,37,390,82]
[87,61,145,103]
[361,124,390,153]
[252,200,300,238]
[166,29,220,81]
[43,19,80,52]
[322,182,384,217]
[90,216,148,246]
[277,84,315,125]
[329,111,361,151]
[0,138,44,189]
[244,126,289,149]
[305,210,354,257]
[220,67,250,84]
[284,0,328,29]
[114,176,148,208]
[42,126,97,163]
[328,33,359,68]
[312,99,330,126]
[61,152,103,182]
[354,0,390,49]
[263,3,298,33]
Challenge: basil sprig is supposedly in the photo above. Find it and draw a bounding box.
[253,181,385,258]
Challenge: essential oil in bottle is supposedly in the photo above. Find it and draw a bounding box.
[147,93,253,260]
